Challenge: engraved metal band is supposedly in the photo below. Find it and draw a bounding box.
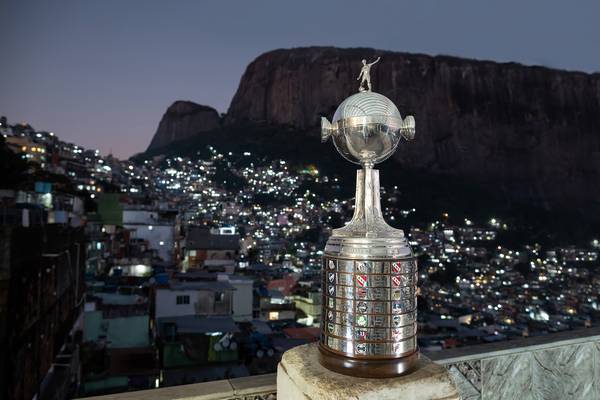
[323,321,416,341]
[325,271,417,287]
[326,298,386,314]
[325,310,417,327]
[325,285,417,301]
[324,297,416,314]
[333,115,404,132]
[324,238,413,259]
[326,259,417,274]
[322,335,417,357]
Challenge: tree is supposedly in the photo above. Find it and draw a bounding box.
[0,135,28,189]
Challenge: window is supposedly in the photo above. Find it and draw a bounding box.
[176,295,190,305]
[214,292,224,303]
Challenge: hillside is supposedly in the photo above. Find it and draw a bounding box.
[143,46,600,224]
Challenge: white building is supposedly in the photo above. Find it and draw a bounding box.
[228,276,254,322]
[123,209,177,262]
[155,280,234,320]
[155,275,254,323]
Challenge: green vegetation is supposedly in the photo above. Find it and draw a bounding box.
[0,135,28,189]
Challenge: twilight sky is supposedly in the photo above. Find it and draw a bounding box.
[1,1,599,159]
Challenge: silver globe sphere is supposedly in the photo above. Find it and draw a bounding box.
[322,92,415,166]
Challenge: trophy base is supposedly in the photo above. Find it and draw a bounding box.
[318,344,420,378]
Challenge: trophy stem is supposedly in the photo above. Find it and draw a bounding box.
[359,166,383,239]
[333,167,403,238]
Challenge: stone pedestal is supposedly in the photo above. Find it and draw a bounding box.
[277,344,459,400]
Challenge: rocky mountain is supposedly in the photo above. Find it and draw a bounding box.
[225,47,600,214]
[146,101,221,151]
[146,47,600,218]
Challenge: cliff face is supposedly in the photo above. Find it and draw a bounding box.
[226,47,600,212]
[147,101,220,151]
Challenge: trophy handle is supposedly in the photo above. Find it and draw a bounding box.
[321,117,333,143]
[400,115,416,141]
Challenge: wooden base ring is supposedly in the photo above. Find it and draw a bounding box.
[317,344,420,378]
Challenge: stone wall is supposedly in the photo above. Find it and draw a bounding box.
[429,327,600,400]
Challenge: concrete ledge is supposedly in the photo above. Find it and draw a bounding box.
[277,343,459,400]
[427,326,600,364]
[79,374,276,400]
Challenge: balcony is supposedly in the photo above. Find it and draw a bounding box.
[81,326,600,400]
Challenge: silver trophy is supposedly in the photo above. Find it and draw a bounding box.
[318,58,419,378]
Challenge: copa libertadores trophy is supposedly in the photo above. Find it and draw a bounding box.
[319,57,418,378]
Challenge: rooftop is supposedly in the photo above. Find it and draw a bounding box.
[186,227,240,250]
[166,281,234,292]
[157,315,239,335]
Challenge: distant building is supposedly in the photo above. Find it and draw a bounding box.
[122,208,178,263]
[155,315,244,386]
[228,276,254,322]
[155,280,234,320]
[4,135,47,164]
[267,275,297,297]
[94,193,124,226]
[256,238,286,263]
[257,291,297,322]
[183,227,240,270]
[80,292,157,396]
[153,275,247,386]
[292,290,321,326]
[168,272,254,322]
[0,224,86,400]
